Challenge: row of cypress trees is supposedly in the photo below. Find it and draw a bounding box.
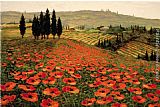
[19,9,62,39]
[32,9,62,39]
[138,51,159,62]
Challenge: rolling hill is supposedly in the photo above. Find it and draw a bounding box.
[1,10,160,28]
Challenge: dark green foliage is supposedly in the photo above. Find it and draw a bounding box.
[45,8,50,39]
[150,50,154,61]
[98,39,100,47]
[108,40,112,47]
[103,39,106,48]
[51,9,57,39]
[57,17,62,38]
[32,15,37,38]
[32,15,40,39]
[149,27,153,35]
[137,54,140,59]
[145,51,149,61]
[39,11,45,39]
[153,51,156,61]
[19,14,26,38]
[143,26,146,32]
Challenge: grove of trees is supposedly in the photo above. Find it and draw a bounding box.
[32,9,62,39]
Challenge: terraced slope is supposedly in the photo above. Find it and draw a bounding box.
[117,41,160,58]
[62,31,116,46]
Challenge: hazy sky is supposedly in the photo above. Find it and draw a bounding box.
[1,1,160,19]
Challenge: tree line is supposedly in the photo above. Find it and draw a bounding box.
[19,8,62,39]
[138,50,160,62]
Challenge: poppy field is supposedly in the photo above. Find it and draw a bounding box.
[1,34,160,107]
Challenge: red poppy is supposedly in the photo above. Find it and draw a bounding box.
[112,83,126,90]
[55,66,65,71]
[43,88,61,97]
[47,60,56,66]
[97,68,107,74]
[34,72,47,79]
[81,98,96,106]
[1,62,7,67]
[17,57,23,61]
[1,95,16,105]
[71,73,82,79]
[94,88,110,97]
[14,74,28,81]
[143,84,157,89]
[90,73,100,78]
[43,65,54,72]
[111,102,127,107]
[110,91,125,100]
[155,89,160,96]
[35,62,44,69]
[146,93,159,102]
[10,71,21,76]
[20,92,38,102]
[42,77,56,85]
[96,96,113,105]
[18,84,36,91]
[50,71,63,79]
[62,86,79,94]
[96,76,108,82]
[88,81,102,88]
[86,67,96,72]
[148,103,160,107]
[26,77,41,85]
[15,62,24,68]
[81,61,88,67]
[66,67,75,74]
[102,80,116,87]
[128,87,142,95]
[40,98,59,107]
[1,82,16,91]
[131,79,140,85]
[132,96,146,103]
[75,65,83,71]
[109,73,121,80]
[22,69,34,75]
[63,77,76,85]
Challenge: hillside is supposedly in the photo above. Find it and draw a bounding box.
[1,10,160,28]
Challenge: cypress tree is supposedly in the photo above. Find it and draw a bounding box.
[143,26,146,32]
[116,34,119,43]
[39,11,45,39]
[100,41,103,48]
[57,17,62,39]
[98,39,100,47]
[103,39,106,48]
[137,54,140,59]
[150,50,154,61]
[35,17,40,39]
[149,27,153,35]
[153,51,156,61]
[108,40,112,47]
[45,8,50,39]
[51,9,57,39]
[145,51,149,61]
[19,14,26,38]
[32,15,37,39]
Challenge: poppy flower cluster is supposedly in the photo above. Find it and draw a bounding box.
[1,39,160,107]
